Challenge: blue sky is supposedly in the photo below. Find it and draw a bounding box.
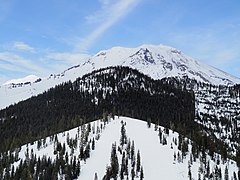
[0,0,240,84]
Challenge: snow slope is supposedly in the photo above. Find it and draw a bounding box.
[1,44,240,110]
[3,75,41,86]
[7,116,239,180]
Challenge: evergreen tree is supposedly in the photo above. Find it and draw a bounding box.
[188,163,192,180]
[125,156,129,177]
[131,168,135,180]
[224,166,229,180]
[136,150,141,173]
[140,166,144,180]
[103,165,111,180]
[120,152,126,180]
[131,141,135,160]
[76,160,81,177]
[120,123,127,147]
[79,146,84,160]
[94,172,98,180]
[92,138,95,150]
[110,143,119,179]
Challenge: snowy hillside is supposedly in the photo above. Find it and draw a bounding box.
[1,44,240,110]
[3,75,41,86]
[1,116,238,179]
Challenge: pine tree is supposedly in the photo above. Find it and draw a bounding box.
[92,138,95,150]
[125,155,129,176]
[120,152,125,180]
[110,143,119,179]
[94,172,98,180]
[224,166,229,180]
[140,166,144,180]
[103,166,111,180]
[206,160,210,178]
[126,140,131,157]
[188,163,192,180]
[147,117,151,128]
[84,143,91,159]
[130,141,135,160]
[79,146,84,160]
[136,150,141,174]
[76,160,81,177]
[131,168,135,180]
[120,124,127,147]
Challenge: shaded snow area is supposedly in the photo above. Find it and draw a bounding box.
[4,117,238,179]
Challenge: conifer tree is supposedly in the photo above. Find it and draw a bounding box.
[76,160,81,177]
[140,166,144,180]
[125,156,129,177]
[110,143,119,179]
[224,166,229,180]
[79,146,84,160]
[130,141,135,160]
[94,172,98,180]
[92,138,95,150]
[120,151,126,180]
[136,150,141,173]
[120,123,127,147]
[131,168,135,180]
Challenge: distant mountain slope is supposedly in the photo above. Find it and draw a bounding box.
[1,44,239,110]
[3,75,41,86]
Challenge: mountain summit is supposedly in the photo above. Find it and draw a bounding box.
[86,44,240,85]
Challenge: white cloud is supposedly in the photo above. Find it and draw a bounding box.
[47,52,90,65]
[76,0,141,52]
[13,41,35,52]
[0,52,47,74]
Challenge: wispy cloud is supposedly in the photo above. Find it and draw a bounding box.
[47,52,90,65]
[13,41,35,52]
[0,52,48,75]
[76,0,141,52]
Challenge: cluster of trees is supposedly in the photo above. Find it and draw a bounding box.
[0,118,108,179]
[0,66,195,153]
[0,150,81,179]
[103,122,144,180]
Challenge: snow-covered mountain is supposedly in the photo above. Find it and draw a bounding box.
[3,75,41,86]
[88,44,240,85]
[3,116,238,179]
[1,44,240,110]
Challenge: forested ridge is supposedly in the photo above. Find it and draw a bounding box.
[0,66,195,153]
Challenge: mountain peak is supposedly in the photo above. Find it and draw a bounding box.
[89,44,240,85]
